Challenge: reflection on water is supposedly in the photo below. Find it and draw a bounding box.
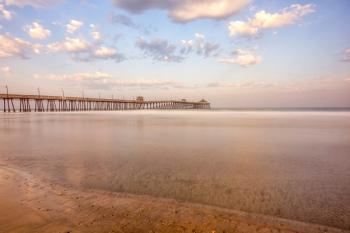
[0,111,350,229]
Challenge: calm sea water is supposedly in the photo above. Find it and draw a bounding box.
[0,110,350,229]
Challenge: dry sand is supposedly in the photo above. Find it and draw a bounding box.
[0,162,348,233]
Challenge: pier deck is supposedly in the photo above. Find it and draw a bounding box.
[0,93,210,112]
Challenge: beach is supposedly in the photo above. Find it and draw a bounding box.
[0,111,349,232]
[0,163,348,233]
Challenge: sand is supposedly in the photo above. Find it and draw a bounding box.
[0,162,348,233]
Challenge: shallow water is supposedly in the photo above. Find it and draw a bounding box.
[0,110,350,229]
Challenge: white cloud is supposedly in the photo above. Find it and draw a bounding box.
[220,49,261,67]
[113,0,251,22]
[0,3,13,20]
[48,37,91,53]
[207,81,277,89]
[34,71,112,81]
[66,20,83,33]
[0,33,41,59]
[94,46,117,59]
[47,37,124,62]
[90,24,101,41]
[229,4,315,37]
[0,65,11,76]
[170,0,251,22]
[34,71,181,89]
[5,0,64,8]
[207,76,350,93]
[24,22,51,40]
[61,37,90,52]
[340,48,350,62]
[228,21,258,37]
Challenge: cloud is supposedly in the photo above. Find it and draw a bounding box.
[109,13,152,34]
[5,0,64,8]
[34,71,181,89]
[229,4,315,38]
[80,44,125,62]
[48,37,91,53]
[34,71,112,81]
[109,13,137,28]
[113,0,251,22]
[206,76,350,93]
[24,22,51,40]
[136,37,184,62]
[340,48,350,62]
[207,81,277,89]
[136,34,219,62]
[220,49,261,67]
[0,65,11,76]
[90,24,101,41]
[180,33,219,57]
[170,0,251,22]
[47,37,124,62]
[66,20,83,33]
[93,46,118,59]
[0,3,13,20]
[0,33,41,59]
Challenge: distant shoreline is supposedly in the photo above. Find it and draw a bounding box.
[212,107,350,112]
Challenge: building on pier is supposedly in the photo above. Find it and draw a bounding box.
[136,96,144,102]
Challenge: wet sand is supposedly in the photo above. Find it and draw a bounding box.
[0,162,348,233]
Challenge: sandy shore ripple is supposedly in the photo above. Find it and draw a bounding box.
[0,163,348,233]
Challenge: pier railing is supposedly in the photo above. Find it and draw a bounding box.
[0,93,210,112]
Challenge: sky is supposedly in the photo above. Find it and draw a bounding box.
[0,0,349,108]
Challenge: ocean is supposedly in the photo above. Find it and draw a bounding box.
[0,110,349,229]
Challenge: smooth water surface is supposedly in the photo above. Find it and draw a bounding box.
[0,110,349,229]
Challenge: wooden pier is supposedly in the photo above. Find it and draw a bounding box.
[0,93,210,112]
